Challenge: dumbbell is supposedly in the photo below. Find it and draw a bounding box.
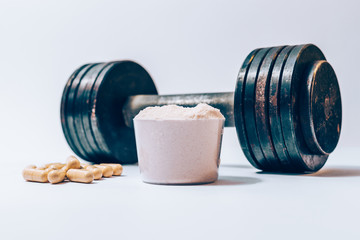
[60,44,342,173]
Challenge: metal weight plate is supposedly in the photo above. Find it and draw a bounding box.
[243,47,273,171]
[73,63,105,161]
[299,60,342,155]
[254,46,285,171]
[60,64,89,158]
[89,61,158,164]
[88,63,116,158]
[80,63,108,159]
[280,44,328,172]
[268,45,299,171]
[234,48,263,170]
[65,64,96,160]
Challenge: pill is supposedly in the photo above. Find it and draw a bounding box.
[46,163,66,170]
[44,162,60,167]
[48,169,66,184]
[63,155,81,171]
[80,163,90,168]
[85,166,103,180]
[44,167,57,174]
[37,165,57,171]
[22,169,49,183]
[66,169,94,183]
[93,165,113,177]
[100,163,123,176]
[25,165,37,169]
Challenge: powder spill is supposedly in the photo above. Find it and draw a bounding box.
[134,103,225,120]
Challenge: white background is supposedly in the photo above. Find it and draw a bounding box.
[1,0,359,239]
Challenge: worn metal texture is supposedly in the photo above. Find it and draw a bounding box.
[88,62,117,157]
[300,60,342,155]
[234,48,262,170]
[254,46,285,170]
[60,64,90,159]
[73,63,103,159]
[61,61,157,164]
[64,64,95,160]
[90,61,157,164]
[268,46,297,171]
[280,44,329,172]
[60,44,342,172]
[238,44,341,172]
[243,48,273,171]
[78,63,107,157]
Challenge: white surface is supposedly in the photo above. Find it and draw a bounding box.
[0,0,360,239]
[2,147,360,240]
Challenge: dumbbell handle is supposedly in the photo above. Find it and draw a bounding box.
[123,92,235,128]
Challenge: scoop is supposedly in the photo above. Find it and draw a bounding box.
[133,104,225,185]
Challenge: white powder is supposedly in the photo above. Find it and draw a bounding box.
[134,103,225,120]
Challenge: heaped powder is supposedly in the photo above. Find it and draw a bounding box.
[134,103,225,120]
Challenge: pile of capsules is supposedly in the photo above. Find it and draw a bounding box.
[22,156,123,184]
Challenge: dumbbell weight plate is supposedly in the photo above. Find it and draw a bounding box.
[65,64,96,160]
[80,63,109,159]
[234,48,263,170]
[243,47,273,171]
[89,61,157,164]
[299,60,342,155]
[280,44,328,172]
[254,46,285,171]
[60,64,90,159]
[88,63,115,157]
[74,63,107,161]
[268,45,298,171]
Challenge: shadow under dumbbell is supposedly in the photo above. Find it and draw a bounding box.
[220,164,254,169]
[256,171,303,176]
[307,166,360,177]
[256,166,360,178]
[209,176,262,186]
